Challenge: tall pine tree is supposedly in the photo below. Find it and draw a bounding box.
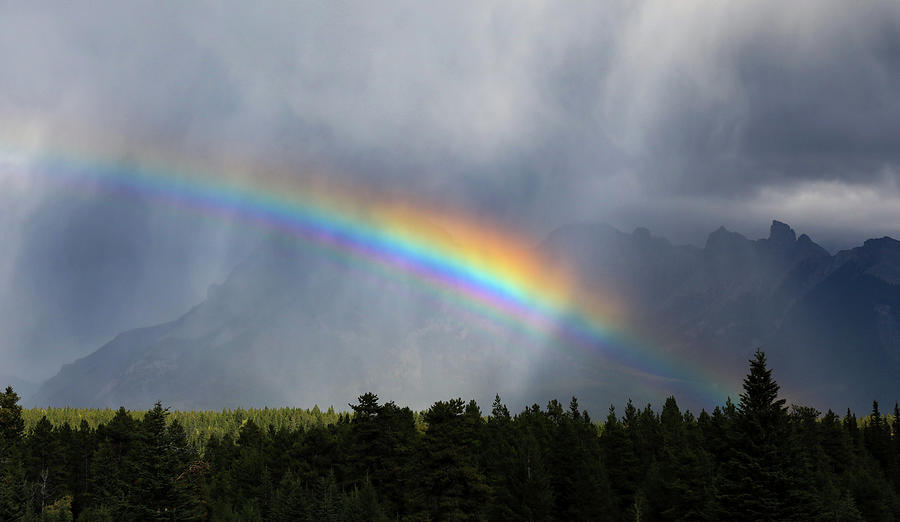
[720,349,791,521]
[0,387,26,519]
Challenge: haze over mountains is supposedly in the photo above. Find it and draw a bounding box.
[27,220,900,413]
[3,1,900,419]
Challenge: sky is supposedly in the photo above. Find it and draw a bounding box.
[1,0,900,381]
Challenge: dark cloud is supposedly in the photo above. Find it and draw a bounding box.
[600,1,900,196]
[2,0,900,376]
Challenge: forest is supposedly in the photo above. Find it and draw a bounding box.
[1,350,899,521]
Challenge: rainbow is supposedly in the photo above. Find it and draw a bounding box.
[0,141,735,405]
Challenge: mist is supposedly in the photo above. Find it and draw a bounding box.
[2,1,900,395]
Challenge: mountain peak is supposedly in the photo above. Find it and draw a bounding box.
[632,227,651,240]
[704,226,748,251]
[768,220,797,246]
[863,236,900,250]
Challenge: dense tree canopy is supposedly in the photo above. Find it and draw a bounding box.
[1,353,898,520]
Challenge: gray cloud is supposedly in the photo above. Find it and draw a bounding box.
[616,1,900,196]
[2,0,900,377]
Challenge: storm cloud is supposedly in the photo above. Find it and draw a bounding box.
[2,0,900,378]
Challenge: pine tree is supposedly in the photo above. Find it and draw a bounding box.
[269,471,308,522]
[312,470,341,522]
[893,403,900,493]
[544,397,610,520]
[52,422,78,513]
[601,403,639,519]
[482,394,516,520]
[88,407,140,518]
[25,415,63,514]
[843,409,860,451]
[783,405,825,520]
[71,419,96,515]
[340,480,385,522]
[863,401,895,483]
[166,419,204,520]
[0,387,24,451]
[417,398,490,520]
[820,410,851,476]
[645,396,716,520]
[0,458,26,520]
[346,393,417,517]
[720,349,790,521]
[490,394,510,423]
[0,387,27,519]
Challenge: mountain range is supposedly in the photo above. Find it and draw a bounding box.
[28,220,900,413]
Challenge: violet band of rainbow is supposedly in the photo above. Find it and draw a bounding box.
[3,147,737,405]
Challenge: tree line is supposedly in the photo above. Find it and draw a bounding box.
[20,405,350,453]
[1,350,899,520]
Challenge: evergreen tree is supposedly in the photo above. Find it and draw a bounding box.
[783,405,825,520]
[417,398,490,520]
[720,349,790,521]
[340,480,385,522]
[820,410,851,476]
[0,387,24,451]
[480,401,555,521]
[864,401,895,483]
[52,422,78,513]
[0,456,26,520]
[166,419,205,520]
[5,373,900,520]
[346,393,417,517]
[601,403,639,520]
[644,396,716,520]
[893,403,900,493]
[311,469,341,522]
[25,415,64,514]
[0,387,27,519]
[545,397,610,520]
[843,409,860,452]
[269,471,308,522]
[88,407,139,518]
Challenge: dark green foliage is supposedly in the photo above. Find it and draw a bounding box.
[602,403,640,518]
[127,403,203,520]
[415,398,491,520]
[269,471,307,521]
[719,349,792,521]
[346,393,417,517]
[0,386,25,450]
[24,415,65,514]
[340,480,385,522]
[0,387,28,520]
[87,407,139,518]
[2,352,900,519]
[643,396,717,520]
[545,397,611,521]
[482,396,555,521]
[0,458,27,521]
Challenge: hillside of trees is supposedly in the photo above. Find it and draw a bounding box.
[1,350,899,520]
[19,406,351,453]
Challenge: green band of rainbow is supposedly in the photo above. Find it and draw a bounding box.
[3,147,735,405]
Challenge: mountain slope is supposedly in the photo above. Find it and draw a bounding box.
[534,220,896,409]
[31,221,900,412]
[31,237,532,410]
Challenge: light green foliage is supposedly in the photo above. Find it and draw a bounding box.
[24,405,343,451]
